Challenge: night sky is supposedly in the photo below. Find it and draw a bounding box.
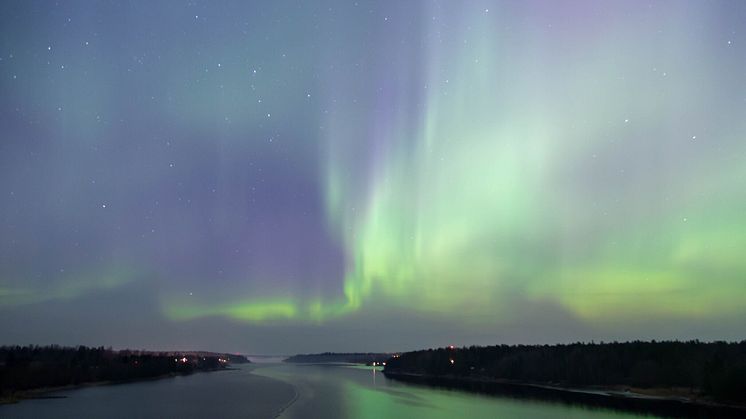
[2,1,746,354]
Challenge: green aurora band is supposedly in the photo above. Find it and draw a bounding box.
[5,1,746,354]
[163,3,746,328]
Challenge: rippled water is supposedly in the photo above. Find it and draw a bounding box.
[0,363,668,418]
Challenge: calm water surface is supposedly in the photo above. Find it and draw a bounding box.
[1,363,662,418]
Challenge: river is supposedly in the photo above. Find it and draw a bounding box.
[0,363,696,418]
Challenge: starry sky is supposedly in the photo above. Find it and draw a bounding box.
[1,0,746,354]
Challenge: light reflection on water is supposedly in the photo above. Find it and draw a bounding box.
[1,363,662,419]
[253,363,655,419]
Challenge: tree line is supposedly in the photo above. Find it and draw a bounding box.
[383,340,746,403]
[285,352,392,364]
[0,345,235,400]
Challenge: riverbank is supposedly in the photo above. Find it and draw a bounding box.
[383,371,746,418]
[0,367,233,405]
[0,363,294,419]
[0,345,250,405]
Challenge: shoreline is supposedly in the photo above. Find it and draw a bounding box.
[383,370,746,416]
[0,367,231,405]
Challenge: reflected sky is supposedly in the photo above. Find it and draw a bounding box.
[255,364,657,419]
[0,364,666,419]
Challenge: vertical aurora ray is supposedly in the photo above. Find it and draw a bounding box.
[3,1,746,350]
[318,1,746,326]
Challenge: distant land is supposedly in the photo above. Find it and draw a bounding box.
[0,345,249,404]
[5,340,746,415]
[384,340,746,410]
[284,352,392,365]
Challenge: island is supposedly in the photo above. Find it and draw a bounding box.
[0,345,250,404]
[284,352,392,365]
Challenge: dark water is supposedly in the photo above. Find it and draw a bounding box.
[0,363,684,418]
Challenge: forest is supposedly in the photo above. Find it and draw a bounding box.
[383,340,746,403]
[0,345,244,401]
[285,352,392,364]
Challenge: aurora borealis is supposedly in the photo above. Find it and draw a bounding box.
[1,1,746,353]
